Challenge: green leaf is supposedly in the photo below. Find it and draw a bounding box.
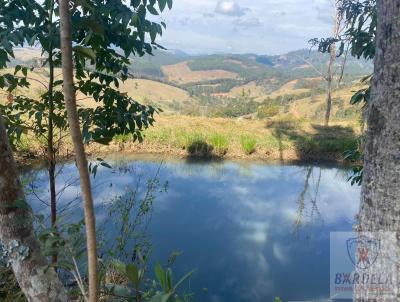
[166,0,173,9]
[154,263,166,289]
[147,4,159,15]
[158,0,167,11]
[100,162,112,169]
[112,259,127,276]
[73,46,96,61]
[173,270,195,291]
[126,263,140,288]
[166,268,172,290]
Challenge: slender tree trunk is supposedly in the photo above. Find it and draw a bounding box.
[324,1,341,126]
[356,0,400,299]
[58,1,99,301]
[0,114,68,302]
[324,73,333,126]
[48,5,56,229]
[47,0,58,265]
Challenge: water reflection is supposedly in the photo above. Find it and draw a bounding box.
[24,158,360,302]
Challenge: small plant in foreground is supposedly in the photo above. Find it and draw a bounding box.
[209,133,229,156]
[240,135,257,155]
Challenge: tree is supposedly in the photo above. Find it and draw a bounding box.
[358,0,399,257]
[355,0,400,299]
[311,0,377,185]
[1,0,172,299]
[307,0,349,126]
[0,0,171,262]
[325,0,348,126]
[59,0,99,300]
[0,114,67,301]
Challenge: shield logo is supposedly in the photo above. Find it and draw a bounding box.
[346,235,380,270]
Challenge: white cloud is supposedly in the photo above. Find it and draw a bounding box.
[234,17,263,29]
[215,1,249,17]
[157,0,334,54]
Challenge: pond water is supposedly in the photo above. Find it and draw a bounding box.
[24,156,360,302]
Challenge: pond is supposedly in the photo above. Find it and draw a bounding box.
[24,156,360,302]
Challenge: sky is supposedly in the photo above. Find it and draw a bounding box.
[156,0,335,55]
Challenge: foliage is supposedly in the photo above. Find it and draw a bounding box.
[0,0,174,144]
[310,0,376,185]
[0,0,174,240]
[240,135,257,155]
[343,140,363,186]
[257,105,280,119]
[208,133,229,156]
[0,268,26,302]
[30,163,194,301]
[102,165,167,260]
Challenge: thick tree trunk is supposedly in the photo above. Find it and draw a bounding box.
[59,1,99,301]
[359,0,400,241]
[357,0,400,299]
[0,114,68,302]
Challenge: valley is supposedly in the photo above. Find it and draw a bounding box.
[5,47,369,162]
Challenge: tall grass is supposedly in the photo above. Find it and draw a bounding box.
[240,135,257,155]
[208,133,229,156]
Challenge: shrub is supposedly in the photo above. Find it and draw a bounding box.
[240,135,257,155]
[257,105,280,119]
[187,140,214,157]
[208,133,229,156]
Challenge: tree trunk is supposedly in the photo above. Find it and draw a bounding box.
[359,0,400,239]
[324,1,341,126]
[47,0,58,265]
[324,77,333,126]
[357,0,400,299]
[0,114,68,302]
[58,1,99,301]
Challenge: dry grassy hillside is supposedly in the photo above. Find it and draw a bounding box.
[228,81,269,98]
[119,78,197,110]
[287,83,364,120]
[161,61,238,84]
[0,68,197,112]
[258,79,311,100]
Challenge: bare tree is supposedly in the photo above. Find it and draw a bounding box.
[58,0,99,301]
[0,114,68,302]
[324,0,343,126]
[303,0,348,126]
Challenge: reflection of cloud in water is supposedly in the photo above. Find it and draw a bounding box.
[178,163,360,301]
[24,158,360,302]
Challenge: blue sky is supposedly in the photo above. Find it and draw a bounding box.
[157,0,334,55]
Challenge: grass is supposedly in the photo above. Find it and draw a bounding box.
[208,133,229,156]
[239,135,257,155]
[11,114,361,163]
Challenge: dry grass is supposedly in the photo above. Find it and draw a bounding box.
[228,81,268,99]
[118,78,196,109]
[161,61,238,84]
[89,114,362,162]
[258,79,310,100]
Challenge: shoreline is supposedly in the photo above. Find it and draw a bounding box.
[14,115,360,169]
[16,140,351,169]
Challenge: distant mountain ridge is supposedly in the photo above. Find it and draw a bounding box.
[11,47,372,84]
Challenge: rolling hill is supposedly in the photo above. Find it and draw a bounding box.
[6,47,371,122]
